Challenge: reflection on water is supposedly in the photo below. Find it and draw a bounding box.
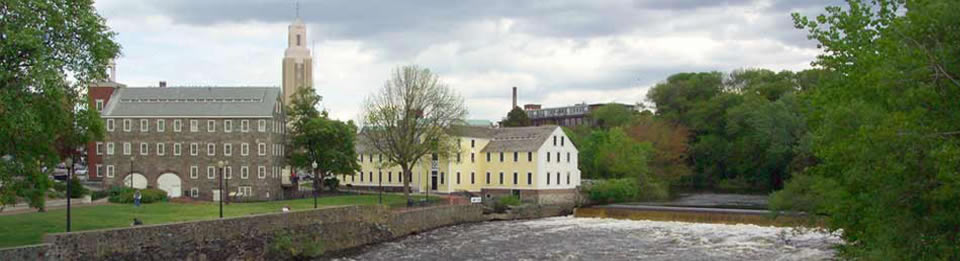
[335,216,840,261]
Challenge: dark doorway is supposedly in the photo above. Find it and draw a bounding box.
[431,170,438,190]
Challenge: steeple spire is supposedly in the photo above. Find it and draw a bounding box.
[296,1,300,18]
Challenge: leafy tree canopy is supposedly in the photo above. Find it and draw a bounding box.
[501,106,531,127]
[0,0,120,209]
[286,86,360,191]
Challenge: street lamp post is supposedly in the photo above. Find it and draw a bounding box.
[127,156,135,187]
[218,161,224,218]
[378,169,382,205]
[224,160,230,204]
[65,157,73,232]
[311,161,318,209]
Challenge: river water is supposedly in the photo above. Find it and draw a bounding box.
[335,216,841,260]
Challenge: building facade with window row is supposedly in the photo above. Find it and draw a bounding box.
[340,125,581,205]
[99,87,287,201]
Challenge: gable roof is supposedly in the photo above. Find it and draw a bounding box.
[481,125,558,153]
[101,87,281,118]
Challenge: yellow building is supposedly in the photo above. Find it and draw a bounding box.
[339,125,581,205]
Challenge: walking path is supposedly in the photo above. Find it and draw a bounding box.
[0,198,110,216]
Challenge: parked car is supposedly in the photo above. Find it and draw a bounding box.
[74,165,88,181]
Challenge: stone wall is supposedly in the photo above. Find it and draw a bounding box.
[1,204,484,260]
[481,188,579,206]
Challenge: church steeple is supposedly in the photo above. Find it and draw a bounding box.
[281,4,313,106]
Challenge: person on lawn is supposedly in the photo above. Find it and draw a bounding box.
[133,190,142,207]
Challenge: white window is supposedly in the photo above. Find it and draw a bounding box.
[96,142,103,155]
[224,120,233,133]
[226,166,232,179]
[190,188,199,198]
[173,120,182,132]
[207,120,216,132]
[258,166,266,179]
[123,119,131,132]
[156,119,165,132]
[140,143,148,155]
[174,143,181,156]
[156,143,165,156]
[140,119,148,132]
[190,166,199,179]
[241,143,249,156]
[238,186,252,197]
[95,99,104,111]
[106,165,115,178]
[107,142,115,155]
[241,120,249,132]
[258,143,266,156]
[207,166,215,179]
[241,166,249,179]
[224,143,232,156]
[190,143,199,156]
[123,142,131,155]
[190,120,198,132]
[106,119,115,131]
[207,143,216,156]
[258,120,266,132]
[96,164,102,178]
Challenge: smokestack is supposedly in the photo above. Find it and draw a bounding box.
[108,60,117,82]
[159,81,167,88]
[512,86,517,109]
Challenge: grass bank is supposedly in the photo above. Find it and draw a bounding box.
[0,194,414,248]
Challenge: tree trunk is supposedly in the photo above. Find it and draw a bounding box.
[402,165,412,205]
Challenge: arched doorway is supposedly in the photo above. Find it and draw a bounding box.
[123,173,147,189]
[157,173,182,198]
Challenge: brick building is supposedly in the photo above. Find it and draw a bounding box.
[523,102,638,127]
[98,87,287,201]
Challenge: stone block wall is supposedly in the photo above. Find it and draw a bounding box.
[0,204,484,260]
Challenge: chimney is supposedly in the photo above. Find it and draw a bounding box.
[108,60,117,82]
[159,81,167,88]
[512,86,517,109]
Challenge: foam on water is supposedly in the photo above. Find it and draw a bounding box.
[336,216,841,261]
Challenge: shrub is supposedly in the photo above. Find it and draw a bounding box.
[493,196,522,213]
[51,177,88,198]
[107,187,168,204]
[323,177,339,192]
[268,231,324,260]
[588,178,639,204]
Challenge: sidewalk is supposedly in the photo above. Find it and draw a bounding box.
[0,197,111,216]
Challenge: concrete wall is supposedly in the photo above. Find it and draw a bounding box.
[1,205,483,261]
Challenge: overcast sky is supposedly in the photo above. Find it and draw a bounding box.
[93,0,830,121]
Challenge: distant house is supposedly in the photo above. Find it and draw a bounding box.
[99,86,288,201]
[340,125,581,205]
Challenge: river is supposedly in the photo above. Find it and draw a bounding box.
[334,216,840,260]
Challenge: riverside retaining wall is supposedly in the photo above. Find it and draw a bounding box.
[1,204,484,261]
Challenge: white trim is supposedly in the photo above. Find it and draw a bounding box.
[258,119,266,132]
[207,143,216,156]
[190,166,199,179]
[96,142,103,155]
[240,120,249,132]
[173,143,181,156]
[123,142,131,155]
[258,143,266,156]
[241,143,249,156]
[140,119,148,132]
[190,143,199,156]
[190,120,198,132]
[207,166,215,179]
[173,119,182,132]
[102,115,273,119]
[95,99,104,111]
[190,187,199,198]
[240,166,249,179]
[156,143,165,156]
[258,166,266,179]
[107,142,115,155]
[223,143,232,156]
[123,119,131,132]
[156,119,165,132]
[224,120,233,133]
[139,142,148,155]
[106,119,115,132]
[106,165,114,178]
[207,120,216,133]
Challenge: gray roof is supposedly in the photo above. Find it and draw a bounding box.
[481,125,558,153]
[102,87,281,118]
[355,125,559,154]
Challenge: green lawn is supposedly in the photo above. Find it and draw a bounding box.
[0,194,415,248]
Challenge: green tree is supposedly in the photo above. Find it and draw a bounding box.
[646,72,724,127]
[501,106,531,127]
[589,103,637,129]
[772,0,960,258]
[361,65,467,203]
[0,0,120,210]
[286,86,361,193]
